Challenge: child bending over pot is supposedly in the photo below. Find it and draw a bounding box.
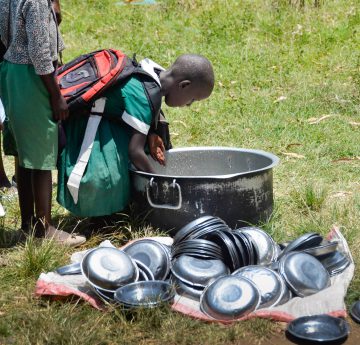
[57,54,214,218]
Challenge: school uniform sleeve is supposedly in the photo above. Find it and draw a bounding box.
[121,77,153,135]
[22,0,54,75]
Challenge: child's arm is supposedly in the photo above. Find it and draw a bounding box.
[129,131,156,173]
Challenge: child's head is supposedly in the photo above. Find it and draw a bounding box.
[161,54,214,107]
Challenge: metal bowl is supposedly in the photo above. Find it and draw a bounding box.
[350,300,360,324]
[134,259,155,281]
[319,250,351,276]
[56,262,81,275]
[81,247,139,292]
[287,315,349,343]
[279,233,323,259]
[302,241,338,258]
[279,252,330,297]
[277,284,293,306]
[114,281,175,308]
[171,276,204,301]
[94,287,115,302]
[124,239,171,280]
[200,276,261,320]
[171,255,230,288]
[235,227,278,265]
[232,266,285,308]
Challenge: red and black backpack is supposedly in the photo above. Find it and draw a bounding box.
[56,49,162,124]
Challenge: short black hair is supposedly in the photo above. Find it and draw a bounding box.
[171,54,214,92]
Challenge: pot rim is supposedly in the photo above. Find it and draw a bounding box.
[130,146,280,179]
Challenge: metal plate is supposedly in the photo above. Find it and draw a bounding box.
[171,255,229,288]
[279,252,330,297]
[350,301,360,324]
[134,259,155,281]
[56,262,81,275]
[200,276,261,320]
[171,276,204,301]
[81,247,138,292]
[236,227,277,265]
[279,233,323,259]
[232,266,284,308]
[302,241,338,257]
[124,239,171,280]
[287,315,349,343]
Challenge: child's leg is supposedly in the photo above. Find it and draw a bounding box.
[32,169,52,230]
[0,132,11,188]
[16,163,34,230]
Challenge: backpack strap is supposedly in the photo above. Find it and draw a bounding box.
[67,98,106,204]
[137,58,164,129]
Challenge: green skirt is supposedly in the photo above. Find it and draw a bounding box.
[0,61,58,169]
[57,115,132,217]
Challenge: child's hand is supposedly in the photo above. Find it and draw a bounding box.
[148,134,166,166]
[51,94,69,121]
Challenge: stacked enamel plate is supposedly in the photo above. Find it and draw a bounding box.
[173,219,280,273]
[278,251,331,297]
[206,230,259,271]
[173,216,231,244]
[278,232,324,259]
[81,247,140,302]
[318,251,351,276]
[171,239,224,260]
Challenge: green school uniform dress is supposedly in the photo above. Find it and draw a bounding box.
[0,62,58,169]
[57,75,153,217]
[0,0,65,170]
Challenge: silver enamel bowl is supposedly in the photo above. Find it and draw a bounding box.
[171,255,229,288]
[200,275,261,320]
[81,247,139,292]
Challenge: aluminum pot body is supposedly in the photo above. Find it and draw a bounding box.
[129,147,279,234]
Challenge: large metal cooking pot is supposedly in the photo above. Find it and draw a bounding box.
[129,147,279,234]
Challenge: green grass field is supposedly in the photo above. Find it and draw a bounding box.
[0,0,359,344]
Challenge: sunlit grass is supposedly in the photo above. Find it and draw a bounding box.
[0,0,359,344]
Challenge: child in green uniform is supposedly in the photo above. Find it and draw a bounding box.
[57,54,214,217]
[0,0,85,246]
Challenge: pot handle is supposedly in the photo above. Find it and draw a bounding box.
[146,178,182,210]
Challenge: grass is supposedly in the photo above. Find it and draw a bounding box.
[0,0,359,344]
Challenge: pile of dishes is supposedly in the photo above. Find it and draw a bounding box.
[172,216,280,272]
[80,240,173,307]
[170,216,349,321]
[55,215,351,317]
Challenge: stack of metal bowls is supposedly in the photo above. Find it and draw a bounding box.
[81,239,172,306]
[173,216,231,243]
[236,227,280,265]
[172,218,279,273]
